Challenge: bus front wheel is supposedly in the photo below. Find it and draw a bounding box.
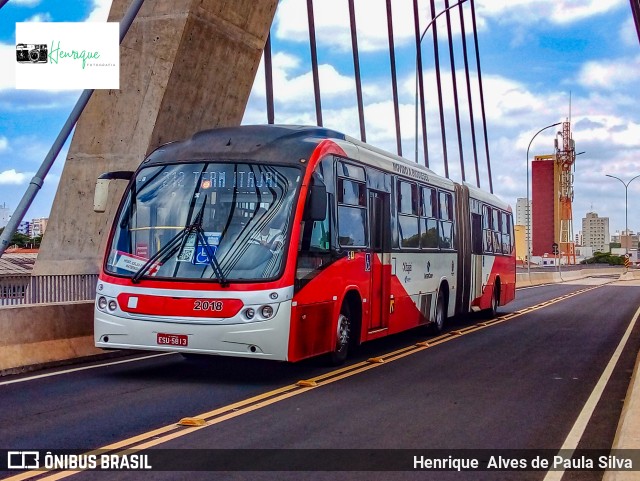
[330,305,351,365]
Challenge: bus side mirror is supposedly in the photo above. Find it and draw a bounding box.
[306,183,327,221]
[94,171,134,213]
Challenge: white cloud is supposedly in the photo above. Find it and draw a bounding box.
[11,0,41,6]
[0,43,16,90]
[251,52,366,106]
[274,0,621,53]
[24,12,52,22]
[274,0,480,53]
[578,55,640,91]
[0,169,32,185]
[477,0,627,25]
[84,0,113,22]
[0,136,8,151]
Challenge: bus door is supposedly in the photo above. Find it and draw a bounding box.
[368,190,390,331]
[471,212,484,303]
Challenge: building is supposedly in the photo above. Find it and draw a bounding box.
[515,198,531,256]
[531,156,555,256]
[611,230,639,250]
[582,212,610,253]
[29,218,48,238]
[514,224,527,265]
[0,203,9,228]
[575,231,583,247]
[575,245,593,258]
[16,221,30,236]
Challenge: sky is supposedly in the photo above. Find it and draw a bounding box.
[0,0,639,238]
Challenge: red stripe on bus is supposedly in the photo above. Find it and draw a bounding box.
[117,294,244,318]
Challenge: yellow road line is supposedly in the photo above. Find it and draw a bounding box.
[6,284,606,480]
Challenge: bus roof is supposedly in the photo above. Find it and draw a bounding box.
[464,182,512,211]
[144,124,466,194]
[144,125,346,167]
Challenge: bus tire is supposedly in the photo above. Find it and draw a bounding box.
[329,304,351,365]
[430,288,446,334]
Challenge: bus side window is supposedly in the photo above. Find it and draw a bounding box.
[483,205,493,252]
[471,213,483,254]
[398,180,419,248]
[307,203,330,252]
[501,211,512,255]
[438,191,454,249]
[338,206,367,246]
[419,187,438,249]
[337,177,367,247]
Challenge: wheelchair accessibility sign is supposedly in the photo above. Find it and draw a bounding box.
[192,245,217,265]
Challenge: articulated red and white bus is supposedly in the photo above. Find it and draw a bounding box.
[94,125,515,364]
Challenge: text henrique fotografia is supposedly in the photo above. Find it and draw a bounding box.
[47,40,113,69]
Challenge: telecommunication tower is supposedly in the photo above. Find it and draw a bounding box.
[555,120,576,264]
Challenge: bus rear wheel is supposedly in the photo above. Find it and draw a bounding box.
[330,305,351,365]
[430,289,446,334]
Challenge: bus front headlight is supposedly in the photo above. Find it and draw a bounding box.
[98,296,108,310]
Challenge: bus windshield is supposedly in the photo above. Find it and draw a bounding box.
[105,162,301,282]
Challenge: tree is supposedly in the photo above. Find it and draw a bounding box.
[580,251,624,266]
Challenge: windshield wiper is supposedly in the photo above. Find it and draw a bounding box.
[131,228,187,284]
[195,229,229,287]
[189,199,228,287]
[131,199,229,287]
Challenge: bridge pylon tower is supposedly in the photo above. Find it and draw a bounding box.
[555,120,576,265]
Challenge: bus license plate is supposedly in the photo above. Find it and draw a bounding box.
[157,333,188,347]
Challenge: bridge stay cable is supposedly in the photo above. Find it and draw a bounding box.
[306,0,323,127]
[385,0,403,157]
[429,0,450,179]
[348,0,367,143]
[458,0,482,188]
[444,0,466,182]
[470,0,493,193]
[264,33,275,125]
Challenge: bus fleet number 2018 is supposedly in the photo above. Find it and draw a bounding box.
[193,300,224,311]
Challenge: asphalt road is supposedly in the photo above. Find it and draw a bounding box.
[1,277,639,481]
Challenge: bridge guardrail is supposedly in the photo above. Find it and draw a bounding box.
[0,274,98,306]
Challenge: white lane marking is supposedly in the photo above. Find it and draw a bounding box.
[0,353,175,386]
[543,304,640,481]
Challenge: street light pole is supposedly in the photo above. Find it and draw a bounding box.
[414,0,468,163]
[605,174,640,256]
[526,122,561,278]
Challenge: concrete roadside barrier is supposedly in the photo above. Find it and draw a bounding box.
[517,267,625,288]
[0,301,102,374]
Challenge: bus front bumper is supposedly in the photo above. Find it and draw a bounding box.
[94,301,292,361]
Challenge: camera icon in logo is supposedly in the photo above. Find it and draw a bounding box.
[16,43,48,63]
